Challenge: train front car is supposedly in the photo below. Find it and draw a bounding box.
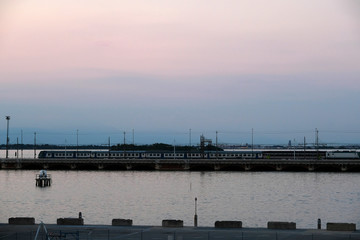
[326,150,360,159]
[38,151,48,158]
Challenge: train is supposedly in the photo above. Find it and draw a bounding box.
[38,150,263,159]
[38,149,360,160]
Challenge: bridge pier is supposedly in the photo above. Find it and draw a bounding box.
[16,163,22,169]
[214,164,221,171]
[340,165,348,172]
[308,165,315,171]
[244,164,252,171]
[183,164,190,170]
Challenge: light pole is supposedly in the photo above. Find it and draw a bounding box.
[5,116,10,159]
[34,132,37,159]
[293,138,296,160]
[76,129,79,156]
[194,197,198,227]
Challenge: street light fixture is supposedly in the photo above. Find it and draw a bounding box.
[5,116,10,159]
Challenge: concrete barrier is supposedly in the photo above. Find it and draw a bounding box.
[162,219,183,227]
[327,223,356,231]
[267,221,296,230]
[112,219,133,226]
[8,217,35,225]
[215,221,242,228]
[57,218,84,225]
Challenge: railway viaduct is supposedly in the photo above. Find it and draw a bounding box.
[1,158,360,171]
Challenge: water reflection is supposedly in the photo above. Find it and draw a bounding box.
[0,170,359,228]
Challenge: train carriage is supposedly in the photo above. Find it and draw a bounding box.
[326,150,360,159]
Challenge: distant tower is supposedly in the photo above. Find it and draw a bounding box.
[200,134,212,157]
[288,140,292,147]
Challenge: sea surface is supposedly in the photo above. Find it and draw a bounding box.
[0,150,360,228]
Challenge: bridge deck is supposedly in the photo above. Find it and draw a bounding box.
[1,158,360,171]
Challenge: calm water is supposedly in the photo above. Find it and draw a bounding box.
[1,150,360,228]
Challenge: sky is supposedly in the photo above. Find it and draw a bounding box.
[0,0,360,146]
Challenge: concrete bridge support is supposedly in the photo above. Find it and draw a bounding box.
[244,164,252,171]
[276,164,283,171]
[183,163,190,170]
[340,165,348,172]
[214,164,221,171]
[308,165,315,171]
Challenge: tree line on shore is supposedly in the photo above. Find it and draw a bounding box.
[0,143,223,151]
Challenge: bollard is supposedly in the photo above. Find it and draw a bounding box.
[317,219,321,229]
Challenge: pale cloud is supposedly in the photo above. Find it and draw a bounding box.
[1,0,359,78]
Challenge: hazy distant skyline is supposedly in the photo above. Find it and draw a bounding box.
[1,0,359,145]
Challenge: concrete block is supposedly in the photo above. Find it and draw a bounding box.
[8,217,35,225]
[112,219,133,226]
[57,218,84,225]
[327,223,356,231]
[162,219,183,227]
[215,221,242,228]
[267,221,296,230]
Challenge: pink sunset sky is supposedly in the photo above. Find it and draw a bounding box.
[0,0,360,145]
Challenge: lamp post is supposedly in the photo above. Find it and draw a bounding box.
[194,197,198,227]
[34,132,37,159]
[5,116,10,159]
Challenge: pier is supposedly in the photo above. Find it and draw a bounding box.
[35,170,51,187]
[2,158,360,171]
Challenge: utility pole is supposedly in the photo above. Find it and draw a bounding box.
[132,129,134,154]
[189,128,192,160]
[34,132,37,159]
[123,131,126,158]
[216,131,218,159]
[16,137,19,160]
[251,128,254,155]
[5,116,10,159]
[315,128,319,160]
[293,138,296,160]
[21,130,23,159]
[108,137,111,159]
[303,136,306,160]
[173,139,176,159]
[76,129,79,156]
